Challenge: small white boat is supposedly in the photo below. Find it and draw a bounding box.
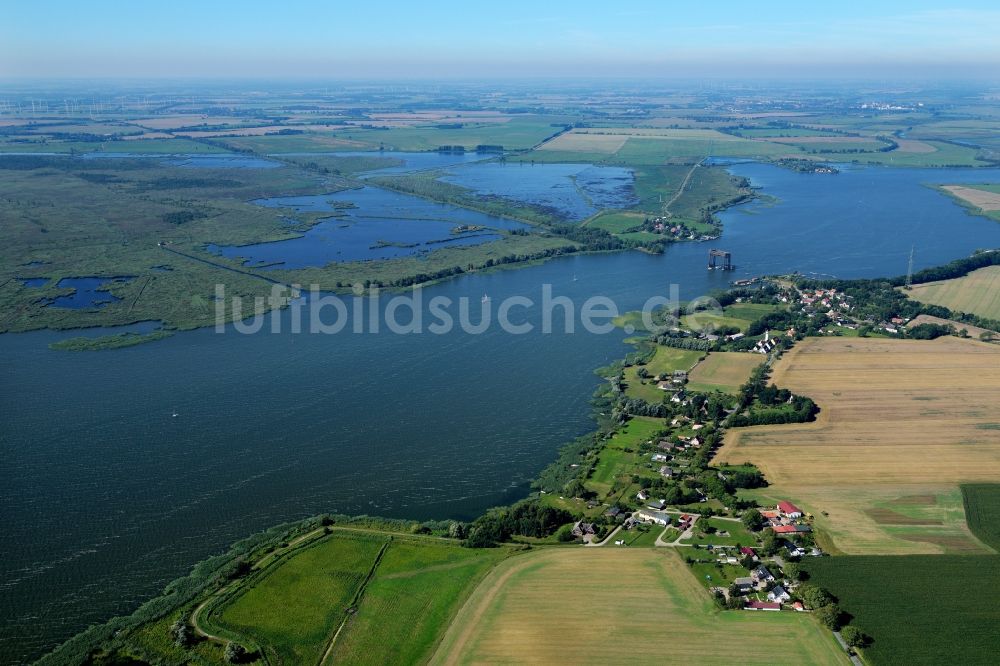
[171,409,179,418]
[481,294,490,303]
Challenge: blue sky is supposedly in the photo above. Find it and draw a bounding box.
[3,1,1000,78]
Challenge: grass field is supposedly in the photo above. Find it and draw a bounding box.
[211,532,387,664]
[585,210,646,233]
[687,352,764,394]
[327,539,508,666]
[682,302,783,333]
[680,517,757,547]
[961,484,1000,551]
[716,336,1000,554]
[904,265,1000,319]
[589,416,666,497]
[624,345,705,402]
[430,548,849,665]
[803,555,1000,666]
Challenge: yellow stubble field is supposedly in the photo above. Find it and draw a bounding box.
[715,336,1000,554]
[430,548,848,666]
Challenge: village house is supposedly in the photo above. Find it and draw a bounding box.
[637,509,672,526]
[739,546,758,560]
[651,453,668,463]
[605,506,622,519]
[647,499,667,510]
[751,565,775,584]
[777,501,803,519]
[746,601,781,611]
[659,465,675,479]
[636,489,649,502]
[753,330,778,354]
[733,576,754,592]
[768,585,791,603]
[772,524,811,535]
[571,521,597,538]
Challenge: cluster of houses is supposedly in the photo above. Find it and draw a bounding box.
[656,369,688,391]
[644,216,717,241]
[761,501,812,535]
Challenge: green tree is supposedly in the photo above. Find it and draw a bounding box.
[814,604,842,630]
[224,641,248,663]
[783,562,802,581]
[797,583,833,609]
[741,508,765,531]
[841,625,869,647]
[170,616,192,648]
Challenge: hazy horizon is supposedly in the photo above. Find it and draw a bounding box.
[4,1,1000,80]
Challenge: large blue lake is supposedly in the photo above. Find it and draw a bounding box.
[3,160,1000,662]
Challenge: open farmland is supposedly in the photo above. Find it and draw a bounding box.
[904,265,1000,319]
[716,336,1000,554]
[961,484,1000,551]
[209,532,388,664]
[803,555,1000,666]
[940,184,1000,210]
[430,548,848,666]
[326,539,508,666]
[687,352,764,393]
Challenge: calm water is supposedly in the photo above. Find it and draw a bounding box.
[4,162,1000,662]
[18,278,48,288]
[440,162,637,221]
[208,187,530,266]
[48,277,132,309]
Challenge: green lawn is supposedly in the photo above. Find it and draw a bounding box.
[681,518,758,547]
[589,417,665,497]
[587,210,647,234]
[803,555,1000,666]
[688,561,751,589]
[211,532,387,664]
[683,302,782,334]
[624,345,705,402]
[614,523,665,547]
[329,539,508,665]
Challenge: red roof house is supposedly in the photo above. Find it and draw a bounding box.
[777,501,803,518]
[746,601,781,611]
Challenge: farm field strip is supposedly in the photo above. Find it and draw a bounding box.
[430,548,849,665]
[716,336,1000,554]
[904,265,1000,319]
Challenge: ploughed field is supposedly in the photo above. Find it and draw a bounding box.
[716,336,1000,555]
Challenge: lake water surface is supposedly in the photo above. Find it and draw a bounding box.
[208,187,530,266]
[3,161,1000,662]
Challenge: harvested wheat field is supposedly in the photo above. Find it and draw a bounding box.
[905,265,1000,320]
[716,336,1000,555]
[430,548,847,666]
[941,185,1000,210]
